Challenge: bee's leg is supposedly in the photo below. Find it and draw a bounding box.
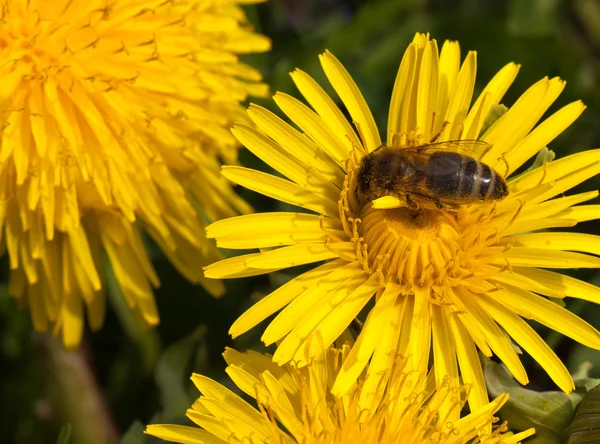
[405,194,419,210]
[433,198,445,210]
[428,121,450,144]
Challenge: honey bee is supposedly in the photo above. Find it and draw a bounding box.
[356,140,508,210]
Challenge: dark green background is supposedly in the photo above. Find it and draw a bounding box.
[2,0,600,442]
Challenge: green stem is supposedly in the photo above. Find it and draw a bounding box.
[40,334,119,444]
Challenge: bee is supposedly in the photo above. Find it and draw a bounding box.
[356,140,508,210]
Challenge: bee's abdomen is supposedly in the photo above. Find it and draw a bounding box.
[426,152,508,202]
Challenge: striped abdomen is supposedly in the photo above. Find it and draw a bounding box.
[425,152,508,203]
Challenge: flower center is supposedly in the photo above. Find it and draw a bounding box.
[0,3,157,90]
[277,355,478,444]
[363,206,443,242]
[0,13,57,77]
[357,204,461,286]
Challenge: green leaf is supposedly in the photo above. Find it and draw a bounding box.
[567,383,600,443]
[120,420,146,444]
[484,359,574,441]
[568,362,600,411]
[55,424,72,444]
[572,362,600,393]
[154,326,207,419]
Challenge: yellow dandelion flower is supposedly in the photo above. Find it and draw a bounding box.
[205,32,600,418]
[145,346,535,444]
[0,0,270,348]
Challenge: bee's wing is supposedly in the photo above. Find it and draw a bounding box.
[412,139,492,160]
[404,142,482,183]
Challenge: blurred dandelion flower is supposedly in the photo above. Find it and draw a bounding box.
[0,0,270,348]
[145,346,535,444]
[205,32,600,416]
